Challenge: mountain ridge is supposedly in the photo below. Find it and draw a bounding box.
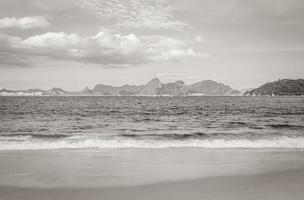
[245,79,304,96]
[0,78,242,96]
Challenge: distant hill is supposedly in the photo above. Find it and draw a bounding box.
[93,84,144,96]
[186,80,240,96]
[0,78,241,96]
[88,79,240,96]
[245,79,304,96]
[139,78,161,96]
[239,88,254,95]
[157,80,186,96]
[43,88,70,96]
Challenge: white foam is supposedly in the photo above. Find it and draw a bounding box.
[1,137,304,150]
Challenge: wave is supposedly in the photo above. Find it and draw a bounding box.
[0,133,70,139]
[1,136,304,150]
[121,132,207,140]
[267,124,304,129]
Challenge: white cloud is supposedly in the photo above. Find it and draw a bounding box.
[0,16,49,29]
[90,32,141,54]
[151,49,202,62]
[23,32,80,47]
[79,0,185,29]
[0,30,205,67]
[195,35,203,43]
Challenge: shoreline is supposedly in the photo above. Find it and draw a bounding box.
[1,168,304,200]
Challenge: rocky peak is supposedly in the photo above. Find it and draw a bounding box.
[139,78,162,95]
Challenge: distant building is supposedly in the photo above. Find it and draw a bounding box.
[0,90,42,96]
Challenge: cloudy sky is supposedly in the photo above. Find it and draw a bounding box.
[0,0,304,90]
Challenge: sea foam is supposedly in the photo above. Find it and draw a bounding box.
[1,136,304,150]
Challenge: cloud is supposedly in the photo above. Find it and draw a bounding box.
[176,0,304,26]
[0,31,204,67]
[0,34,33,67]
[79,0,185,29]
[31,0,77,11]
[23,32,81,47]
[0,16,49,29]
[195,35,203,43]
[151,49,203,62]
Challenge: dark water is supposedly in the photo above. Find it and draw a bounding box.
[0,96,304,150]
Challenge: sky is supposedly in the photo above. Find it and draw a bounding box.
[0,0,304,91]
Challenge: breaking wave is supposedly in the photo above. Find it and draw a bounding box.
[121,132,207,140]
[1,136,304,150]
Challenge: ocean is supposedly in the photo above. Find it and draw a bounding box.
[0,96,304,150]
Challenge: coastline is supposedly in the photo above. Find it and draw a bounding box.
[1,168,304,200]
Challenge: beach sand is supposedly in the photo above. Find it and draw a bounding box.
[0,149,304,200]
[1,169,304,200]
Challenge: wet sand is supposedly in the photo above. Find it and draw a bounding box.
[1,149,304,200]
[1,168,304,200]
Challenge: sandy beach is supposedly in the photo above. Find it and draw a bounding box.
[0,149,304,200]
[1,168,304,200]
[1,0,304,198]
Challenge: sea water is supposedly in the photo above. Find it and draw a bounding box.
[0,96,304,150]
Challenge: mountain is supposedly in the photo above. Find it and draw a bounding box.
[0,78,241,96]
[24,89,45,93]
[93,84,120,95]
[79,87,94,95]
[239,88,254,95]
[157,80,186,96]
[4,79,304,97]
[245,79,304,96]
[92,84,144,96]
[92,79,162,96]
[43,88,70,96]
[139,78,162,96]
[186,80,240,96]
[90,79,240,96]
